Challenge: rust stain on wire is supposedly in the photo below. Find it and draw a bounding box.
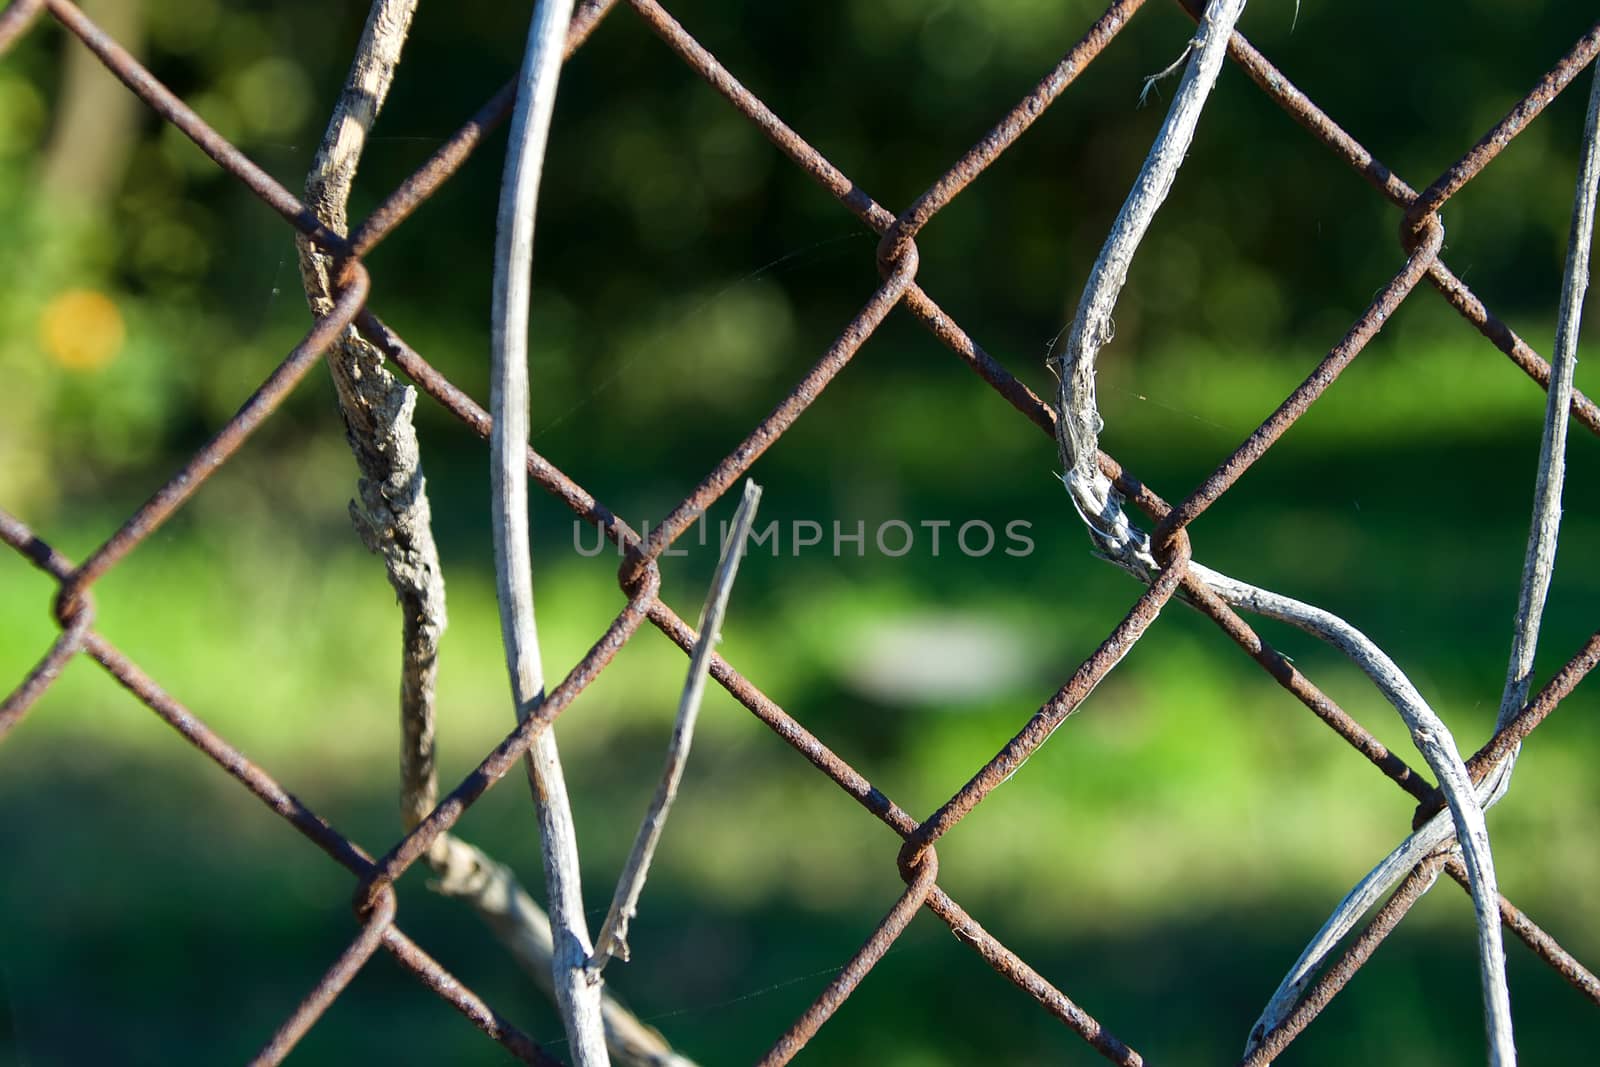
[0,507,74,579]
[1,0,1598,1061]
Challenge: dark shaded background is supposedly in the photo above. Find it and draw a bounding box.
[1,1,1598,1063]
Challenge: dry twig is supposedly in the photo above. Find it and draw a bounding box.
[296,0,444,835]
[1499,60,1600,740]
[592,480,763,971]
[489,0,608,1062]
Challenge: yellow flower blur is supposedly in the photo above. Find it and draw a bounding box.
[39,289,125,371]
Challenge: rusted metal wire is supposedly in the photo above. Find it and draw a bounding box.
[1404,628,1600,830]
[0,0,41,55]
[382,928,563,1065]
[1151,218,1443,548]
[758,850,941,1067]
[875,0,1146,268]
[925,886,1145,1066]
[0,592,89,740]
[3,0,1597,1062]
[0,512,559,1062]
[250,888,399,1067]
[1240,850,1454,1066]
[1186,0,1600,437]
[1463,629,1600,784]
[901,530,1193,868]
[57,267,372,618]
[355,573,661,917]
[1442,856,1600,1009]
[1404,22,1600,232]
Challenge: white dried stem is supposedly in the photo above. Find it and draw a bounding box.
[1056,0,1246,546]
[1246,63,1600,1063]
[429,835,699,1067]
[1051,1,1515,1055]
[1202,566,1512,1064]
[1075,494,1510,1057]
[490,1,606,1063]
[1499,62,1600,730]
[1082,528,1514,1059]
[591,481,763,973]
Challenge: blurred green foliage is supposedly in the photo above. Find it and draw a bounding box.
[2,0,1599,1064]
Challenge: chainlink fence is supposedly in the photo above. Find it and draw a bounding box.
[2,0,1599,1063]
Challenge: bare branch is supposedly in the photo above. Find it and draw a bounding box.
[592,480,763,973]
[296,0,445,835]
[304,0,417,236]
[489,0,607,1062]
[303,14,695,1063]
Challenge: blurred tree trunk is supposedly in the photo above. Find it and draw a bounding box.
[41,0,143,205]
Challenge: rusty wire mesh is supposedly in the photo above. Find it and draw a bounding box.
[3,0,1599,1062]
